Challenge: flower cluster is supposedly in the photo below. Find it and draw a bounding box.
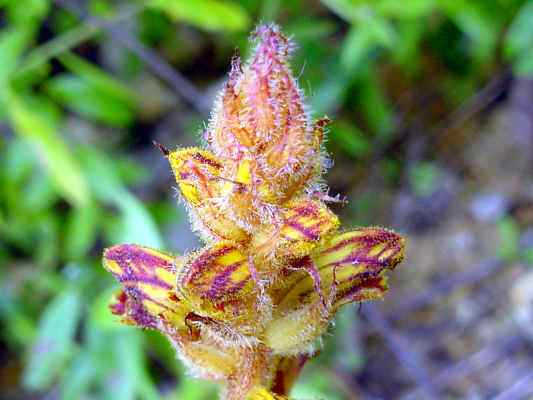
[103,24,405,400]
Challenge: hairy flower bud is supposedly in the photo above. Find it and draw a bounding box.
[206,24,328,228]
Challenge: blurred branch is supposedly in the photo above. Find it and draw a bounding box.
[14,5,141,77]
[16,25,98,76]
[431,71,512,158]
[362,304,440,399]
[493,370,533,400]
[400,335,523,400]
[435,71,512,134]
[54,0,211,115]
[388,258,505,322]
[350,71,512,204]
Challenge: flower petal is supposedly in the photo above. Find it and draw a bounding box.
[166,148,249,243]
[168,148,223,205]
[280,227,404,310]
[208,24,301,158]
[264,227,405,355]
[103,244,189,329]
[177,242,270,334]
[252,198,339,269]
[313,227,405,273]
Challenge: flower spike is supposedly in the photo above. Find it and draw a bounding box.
[103,23,405,400]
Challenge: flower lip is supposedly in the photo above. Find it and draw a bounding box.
[103,244,189,330]
[272,227,406,311]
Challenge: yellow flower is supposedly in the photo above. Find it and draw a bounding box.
[103,23,405,400]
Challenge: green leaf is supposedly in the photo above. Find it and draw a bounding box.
[334,306,364,370]
[441,1,498,63]
[505,1,533,58]
[106,331,158,400]
[2,138,34,185]
[115,192,164,249]
[58,53,138,108]
[59,352,96,400]
[14,24,99,78]
[0,28,32,94]
[149,0,250,32]
[260,0,281,21]
[340,25,374,72]
[356,68,394,137]
[0,297,37,348]
[45,74,135,127]
[504,1,533,76]
[498,217,520,261]
[21,169,58,213]
[391,19,424,73]
[90,287,127,332]
[35,215,61,267]
[328,121,371,158]
[3,138,39,212]
[311,78,343,114]
[78,146,126,202]
[287,18,336,41]
[4,0,49,27]
[84,314,156,399]
[524,247,533,266]
[320,0,364,23]
[363,13,396,48]
[377,0,436,18]
[24,289,82,390]
[64,201,100,260]
[175,378,218,400]
[6,91,90,207]
[512,46,533,76]
[292,369,344,400]
[77,146,163,247]
[44,52,139,126]
[409,162,440,197]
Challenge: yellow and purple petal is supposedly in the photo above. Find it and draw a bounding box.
[252,198,339,269]
[300,227,404,309]
[166,147,249,243]
[177,242,270,333]
[103,244,189,329]
[263,227,405,355]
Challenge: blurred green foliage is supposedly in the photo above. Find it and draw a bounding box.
[0,0,531,398]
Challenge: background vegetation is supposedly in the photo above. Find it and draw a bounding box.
[1,0,533,399]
